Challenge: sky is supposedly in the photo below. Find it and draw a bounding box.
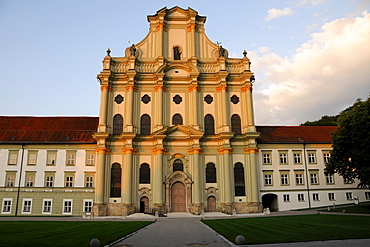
[0,0,369,125]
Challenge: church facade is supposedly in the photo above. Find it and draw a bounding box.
[1,7,368,216]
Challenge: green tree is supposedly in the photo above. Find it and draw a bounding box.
[300,115,338,126]
[325,97,370,188]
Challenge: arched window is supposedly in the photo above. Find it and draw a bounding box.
[140,114,151,135]
[110,163,121,197]
[204,114,215,135]
[174,46,181,60]
[113,114,123,135]
[173,159,184,172]
[172,114,183,125]
[139,163,150,184]
[234,162,245,196]
[231,114,242,134]
[206,163,217,183]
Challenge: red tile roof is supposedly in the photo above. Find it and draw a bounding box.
[256,126,337,144]
[0,116,99,144]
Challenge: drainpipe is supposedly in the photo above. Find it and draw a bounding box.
[300,139,311,209]
[15,144,25,216]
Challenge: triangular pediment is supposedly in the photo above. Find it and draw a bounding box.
[152,125,204,139]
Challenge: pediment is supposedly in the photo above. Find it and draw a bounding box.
[152,125,204,139]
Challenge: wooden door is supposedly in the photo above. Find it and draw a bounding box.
[171,182,186,212]
[207,196,217,212]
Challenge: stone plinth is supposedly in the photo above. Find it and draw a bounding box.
[232,202,263,214]
[190,203,205,215]
[92,203,107,216]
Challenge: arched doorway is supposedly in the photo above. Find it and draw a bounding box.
[207,196,217,212]
[171,182,186,212]
[262,194,279,211]
[139,197,149,213]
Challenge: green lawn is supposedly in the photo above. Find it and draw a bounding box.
[0,221,152,247]
[203,214,370,245]
[325,204,370,214]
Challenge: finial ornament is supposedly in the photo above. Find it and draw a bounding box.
[250,75,255,83]
[106,48,111,56]
[243,50,247,57]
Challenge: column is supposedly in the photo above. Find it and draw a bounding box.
[219,148,233,204]
[189,148,203,205]
[188,85,200,128]
[95,148,108,204]
[245,148,259,202]
[122,148,136,204]
[216,83,230,132]
[154,85,166,129]
[242,85,256,132]
[125,85,135,132]
[152,148,165,206]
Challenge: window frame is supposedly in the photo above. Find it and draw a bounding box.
[42,199,52,214]
[1,198,12,214]
[22,199,32,214]
[46,151,57,166]
[8,150,19,166]
[83,199,93,213]
[63,199,73,215]
[27,151,38,166]
[66,151,76,166]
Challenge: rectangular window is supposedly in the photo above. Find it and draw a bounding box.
[313,193,319,201]
[65,176,74,188]
[293,153,301,164]
[47,151,57,165]
[346,192,353,200]
[84,200,93,213]
[27,151,38,166]
[2,199,12,214]
[63,200,73,214]
[308,153,316,164]
[281,174,289,185]
[45,173,55,187]
[8,151,19,166]
[66,151,76,166]
[263,153,271,164]
[85,176,94,188]
[298,194,305,202]
[310,173,318,184]
[86,152,95,166]
[365,192,370,200]
[43,199,52,214]
[326,174,334,184]
[25,174,35,187]
[264,174,272,185]
[283,194,290,202]
[22,199,32,214]
[6,174,15,187]
[328,193,335,201]
[295,173,304,185]
[323,153,331,163]
[279,153,287,164]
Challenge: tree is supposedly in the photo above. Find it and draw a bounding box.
[325,97,370,188]
[300,115,338,126]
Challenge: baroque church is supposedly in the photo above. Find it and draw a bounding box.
[1,7,368,216]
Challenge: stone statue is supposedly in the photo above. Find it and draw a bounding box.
[130,44,136,56]
[219,46,226,57]
[174,46,181,60]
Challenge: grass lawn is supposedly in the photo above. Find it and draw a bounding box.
[203,214,370,245]
[325,204,370,214]
[0,221,152,247]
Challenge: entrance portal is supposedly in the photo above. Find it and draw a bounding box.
[207,196,217,212]
[139,197,149,213]
[262,193,279,211]
[171,182,186,212]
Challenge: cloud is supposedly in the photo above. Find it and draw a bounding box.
[297,0,326,7]
[251,11,370,125]
[266,8,295,21]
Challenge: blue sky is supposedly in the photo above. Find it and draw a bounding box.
[1,0,369,125]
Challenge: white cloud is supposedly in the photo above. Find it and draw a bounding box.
[297,0,326,7]
[251,11,370,125]
[266,8,295,21]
